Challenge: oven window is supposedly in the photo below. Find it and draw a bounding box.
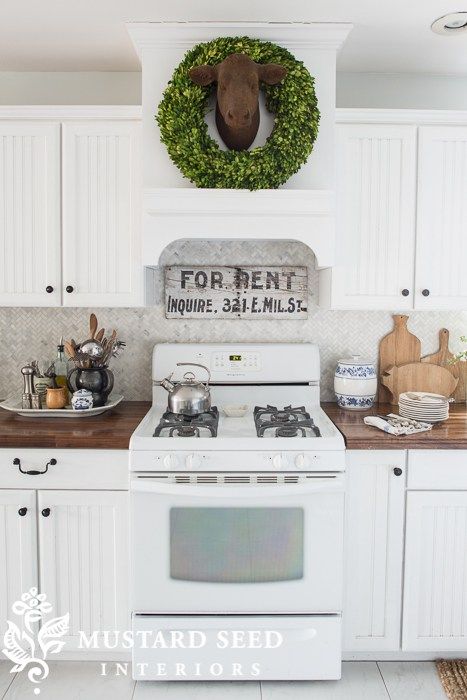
[170,507,304,583]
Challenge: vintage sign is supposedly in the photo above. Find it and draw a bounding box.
[165,266,308,319]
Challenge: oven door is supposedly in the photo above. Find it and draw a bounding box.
[131,474,344,614]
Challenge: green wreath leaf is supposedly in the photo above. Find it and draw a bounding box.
[156,36,319,190]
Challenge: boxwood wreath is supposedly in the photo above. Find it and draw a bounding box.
[156,37,320,190]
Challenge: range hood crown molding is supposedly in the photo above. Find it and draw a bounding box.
[127,22,353,56]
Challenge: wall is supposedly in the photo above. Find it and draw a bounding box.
[0,240,464,403]
[2,71,467,109]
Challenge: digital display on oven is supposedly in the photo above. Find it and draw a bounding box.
[229,355,242,361]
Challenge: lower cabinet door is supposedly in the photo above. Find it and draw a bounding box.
[38,490,129,652]
[0,490,37,638]
[403,491,467,651]
[343,452,406,652]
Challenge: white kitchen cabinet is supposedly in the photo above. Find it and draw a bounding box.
[321,123,417,309]
[38,490,129,651]
[62,121,142,306]
[415,126,467,309]
[343,451,406,652]
[0,490,38,638]
[403,490,467,651]
[0,122,61,306]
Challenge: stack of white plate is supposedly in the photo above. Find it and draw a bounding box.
[398,392,449,423]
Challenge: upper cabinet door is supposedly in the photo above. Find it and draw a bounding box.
[329,124,417,309]
[0,122,61,306]
[62,121,142,307]
[416,126,467,309]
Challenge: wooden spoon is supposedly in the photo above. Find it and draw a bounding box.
[89,313,98,339]
[96,328,105,342]
[64,341,76,359]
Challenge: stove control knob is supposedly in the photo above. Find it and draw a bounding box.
[295,453,310,469]
[163,454,178,469]
[272,454,282,469]
[186,453,202,469]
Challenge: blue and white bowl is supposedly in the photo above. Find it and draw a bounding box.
[334,356,377,411]
[71,389,93,411]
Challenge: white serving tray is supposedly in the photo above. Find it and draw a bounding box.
[0,394,123,418]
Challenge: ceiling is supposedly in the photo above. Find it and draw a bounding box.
[0,0,466,74]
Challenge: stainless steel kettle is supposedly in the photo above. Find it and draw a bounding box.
[161,363,211,416]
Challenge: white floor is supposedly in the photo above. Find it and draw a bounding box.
[0,661,448,699]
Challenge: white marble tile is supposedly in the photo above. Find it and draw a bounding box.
[0,663,15,698]
[261,662,390,699]
[377,661,446,700]
[133,680,261,699]
[3,661,135,700]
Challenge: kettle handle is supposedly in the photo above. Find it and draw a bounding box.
[176,362,211,386]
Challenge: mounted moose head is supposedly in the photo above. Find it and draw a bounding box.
[189,53,287,151]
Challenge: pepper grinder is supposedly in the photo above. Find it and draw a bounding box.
[21,364,35,409]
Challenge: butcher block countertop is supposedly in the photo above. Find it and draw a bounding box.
[0,400,465,451]
[322,402,467,450]
[0,400,151,449]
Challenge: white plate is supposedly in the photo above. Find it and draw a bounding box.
[0,394,124,418]
[399,392,448,405]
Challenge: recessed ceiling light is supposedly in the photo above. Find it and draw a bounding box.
[431,12,467,34]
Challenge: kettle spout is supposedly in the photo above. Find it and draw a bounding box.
[161,378,175,393]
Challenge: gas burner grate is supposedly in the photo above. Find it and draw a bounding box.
[153,407,219,438]
[254,405,321,438]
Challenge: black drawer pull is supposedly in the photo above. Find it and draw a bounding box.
[393,467,403,476]
[14,457,57,475]
[422,289,430,297]
[18,507,28,516]
[65,285,74,293]
[41,508,51,518]
[401,289,409,297]
[46,285,54,294]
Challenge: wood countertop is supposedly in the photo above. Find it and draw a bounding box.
[0,401,151,449]
[0,400,465,451]
[322,402,467,450]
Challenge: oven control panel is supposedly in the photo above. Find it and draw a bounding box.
[211,351,261,372]
[130,450,346,472]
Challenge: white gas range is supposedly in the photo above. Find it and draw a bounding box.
[129,344,345,682]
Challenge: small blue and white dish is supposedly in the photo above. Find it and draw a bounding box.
[71,389,93,411]
[334,355,377,411]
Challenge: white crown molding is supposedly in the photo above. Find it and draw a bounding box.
[336,108,467,125]
[142,188,335,269]
[127,22,353,62]
[0,106,142,120]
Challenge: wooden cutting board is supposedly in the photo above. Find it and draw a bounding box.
[422,328,466,403]
[378,315,421,403]
[381,362,459,405]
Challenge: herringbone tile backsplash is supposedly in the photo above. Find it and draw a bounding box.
[0,240,465,402]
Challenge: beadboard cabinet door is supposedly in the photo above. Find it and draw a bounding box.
[38,490,129,651]
[415,126,467,309]
[62,121,142,306]
[0,122,61,306]
[325,124,417,310]
[343,451,406,652]
[0,490,38,639]
[403,491,467,651]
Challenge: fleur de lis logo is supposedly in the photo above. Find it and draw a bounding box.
[2,588,69,694]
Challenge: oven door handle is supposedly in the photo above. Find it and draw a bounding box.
[131,477,344,497]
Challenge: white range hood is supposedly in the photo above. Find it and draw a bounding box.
[127,22,352,268]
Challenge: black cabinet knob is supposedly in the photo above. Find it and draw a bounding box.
[401,289,409,297]
[41,508,51,517]
[422,289,430,297]
[393,467,403,476]
[18,507,27,516]
[65,285,74,293]
[46,286,54,294]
